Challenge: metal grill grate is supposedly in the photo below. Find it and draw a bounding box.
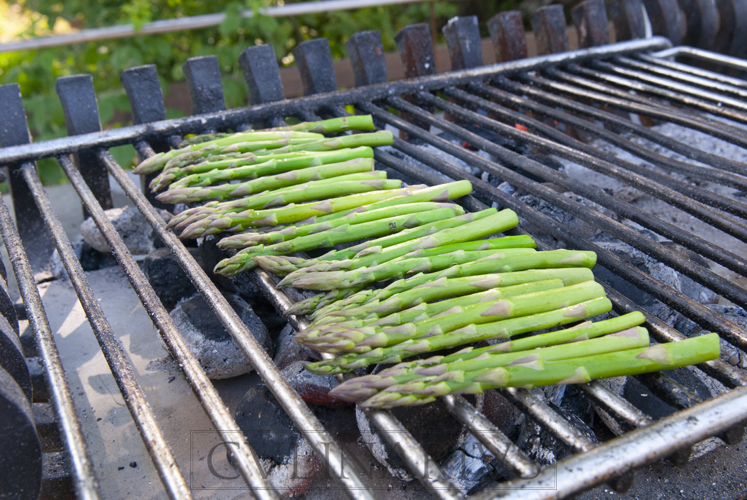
[2,4,747,500]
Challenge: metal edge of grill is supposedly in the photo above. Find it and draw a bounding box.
[1,4,747,500]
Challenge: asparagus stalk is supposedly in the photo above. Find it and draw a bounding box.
[287,287,374,316]
[137,116,378,175]
[305,279,565,340]
[218,202,464,250]
[303,296,613,374]
[153,147,374,191]
[331,324,651,404]
[157,158,377,203]
[214,206,467,274]
[301,281,606,353]
[133,131,324,174]
[169,150,374,190]
[305,267,591,320]
[179,179,403,239]
[268,209,499,281]
[172,180,467,233]
[175,116,375,148]
[358,333,721,408]
[373,312,647,376]
[290,247,596,291]
[274,208,516,285]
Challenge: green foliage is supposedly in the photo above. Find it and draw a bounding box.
[1,0,471,185]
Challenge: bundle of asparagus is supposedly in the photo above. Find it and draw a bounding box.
[132,115,720,407]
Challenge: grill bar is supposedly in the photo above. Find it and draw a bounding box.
[479,385,747,500]
[97,149,378,500]
[20,160,193,500]
[439,87,747,262]
[0,194,100,500]
[359,99,747,349]
[48,155,280,498]
[1,18,746,498]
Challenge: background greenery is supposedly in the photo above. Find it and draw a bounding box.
[0,0,545,187]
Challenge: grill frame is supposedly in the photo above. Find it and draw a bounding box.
[0,15,746,500]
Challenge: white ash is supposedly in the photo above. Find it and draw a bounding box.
[440,433,496,494]
[80,205,172,255]
[264,438,323,498]
[169,292,272,379]
[355,407,413,482]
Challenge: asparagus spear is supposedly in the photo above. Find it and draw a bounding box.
[169,151,374,190]
[153,147,374,191]
[290,247,596,291]
[133,131,324,174]
[292,267,590,318]
[305,279,565,339]
[175,116,376,148]
[180,179,403,239]
[373,312,647,376]
[300,281,606,353]
[137,116,378,175]
[358,333,721,408]
[214,206,467,274]
[331,324,650,404]
[172,180,468,233]
[274,208,516,285]
[157,158,377,203]
[218,202,464,250]
[303,296,613,374]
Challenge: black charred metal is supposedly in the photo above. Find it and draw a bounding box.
[0,84,55,270]
[442,16,484,71]
[571,0,610,48]
[715,0,747,57]
[240,44,285,106]
[346,31,388,86]
[182,56,226,116]
[487,11,528,63]
[679,0,719,48]
[642,0,684,46]
[293,38,337,96]
[55,75,113,215]
[609,0,646,41]
[395,23,436,78]
[121,65,171,209]
[530,5,569,55]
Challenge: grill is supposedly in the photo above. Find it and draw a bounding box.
[2,2,747,499]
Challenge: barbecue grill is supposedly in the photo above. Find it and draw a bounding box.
[2,1,747,498]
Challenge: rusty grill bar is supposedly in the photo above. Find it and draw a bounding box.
[2,3,747,499]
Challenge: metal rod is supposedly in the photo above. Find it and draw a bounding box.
[652,45,747,72]
[24,160,192,500]
[0,0,430,54]
[250,269,466,500]
[358,99,747,352]
[97,150,376,500]
[440,395,540,479]
[566,61,747,127]
[0,37,672,167]
[459,81,747,212]
[54,154,280,498]
[514,72,747,176]
[580,382,653,429]
[616,55,747,100]
[0,187,101,500]
[390,94,747,321]
[476,386,747,500]
[446,84,747,243]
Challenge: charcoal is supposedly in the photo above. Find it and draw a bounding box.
[79,205,170,255]
[169,292,272,379]
[480,390,523,440]
[356,397,464,481]
[233,385,322,497]
[48,235,118,280]
[143,247,200,310]
[441,432,496,494]
[198,235,242,294]
[281,361,343,406]
[623,376,676,420]
[274,324,320,371]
